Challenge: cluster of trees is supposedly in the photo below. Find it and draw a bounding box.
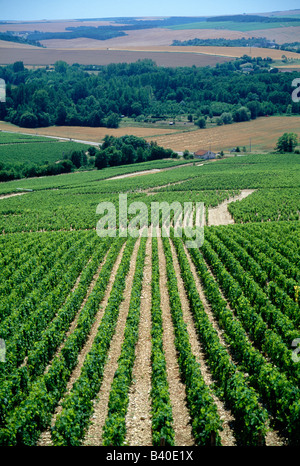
[0,159,74,182]
[26,26,127,42]
[195,106,253,128]
[0,145,97,182]
[173,37,300,54]
[279,42,300,54]
[276,132,299,153]
[0,136,177,181]
[0,32,42,47]
[95,135,177,169]
[1,57,300,131]
[173,37,277,48]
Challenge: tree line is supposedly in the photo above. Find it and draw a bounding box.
[0,57,300,131]
[0,135,177,182]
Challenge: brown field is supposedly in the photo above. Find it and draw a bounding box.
[44,26,300,48]
[2,17,300,46]
[1,41,298,67]
[0,46,233,67]
[249,26,300,45]
[0,121,179,142]
[0,39,38,49]
[144,116,300,153]
[1,116,299,154]
[41,28,257,49]
[106,45,300,60]
[0,20,124,33]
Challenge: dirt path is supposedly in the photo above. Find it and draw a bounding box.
[107,161,203,182]
[83,237,141,446]
[37,241,127,446]
[207,189,255,226]
[0,192,28,200]
[157,234,195,446]
[125,234,153,446]
[107,169,162,180]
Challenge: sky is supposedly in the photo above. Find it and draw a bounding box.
[1,0,300,21]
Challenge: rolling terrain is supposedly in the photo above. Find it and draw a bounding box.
[0,9,299,451]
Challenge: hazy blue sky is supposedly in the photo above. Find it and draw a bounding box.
[1,0,300,21]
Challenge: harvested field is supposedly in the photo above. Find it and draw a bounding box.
[1,116,299,154]
[244,26,300,45]
[2,19,300,47]
[0,40,38,49]
[41,28,256,48]
[144,116,300,153]
[107,45,300,60]
[0,121,179,142]
[0,20,123,34]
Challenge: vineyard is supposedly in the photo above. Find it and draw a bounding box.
[0,149,299,447]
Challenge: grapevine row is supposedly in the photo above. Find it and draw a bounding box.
[171,232,268,445]
[0,232,54,290]
[162,235,223,446]
[0,236,112,424]
[1,233,99,374]
[102,237,147,445]
[0,231,84,324]
[150,237,175,446]
[204,229,300,383]
[0,236,126,445]
[51,237,137,445]
[198,237,300,444]
[215,227,300,324]
[230,225,299,287]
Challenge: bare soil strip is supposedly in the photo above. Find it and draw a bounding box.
[0,192,28,200]
[207,189,255,226]
[184,243,284,446]
[157,234,194,446]
[169,239,236,446]
[125,235,153,446]
[83,238,141,446]
[37,241,127,446]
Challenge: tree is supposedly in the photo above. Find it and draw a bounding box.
[70,150,86,168]
[95,150,108,170]
[233,106,251,122]
[56,103,67,125]
[105,113,120,129]
[195,117,206,129]
[88,146,97,157]
[33,89,50,113]
[13,61,24,73]
[183,149,193,159]
[220,112,233,125]
[19,111,38,128]
[54,60,68,74]
[276,133,298,153]
[104,146,122,166]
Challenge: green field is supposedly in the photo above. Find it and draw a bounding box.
[0,132,91,166]
[0,146,299,447]
[167,20,300,31]
[0,152,299,231]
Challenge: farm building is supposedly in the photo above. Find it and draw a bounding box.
[194,149,216,160]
